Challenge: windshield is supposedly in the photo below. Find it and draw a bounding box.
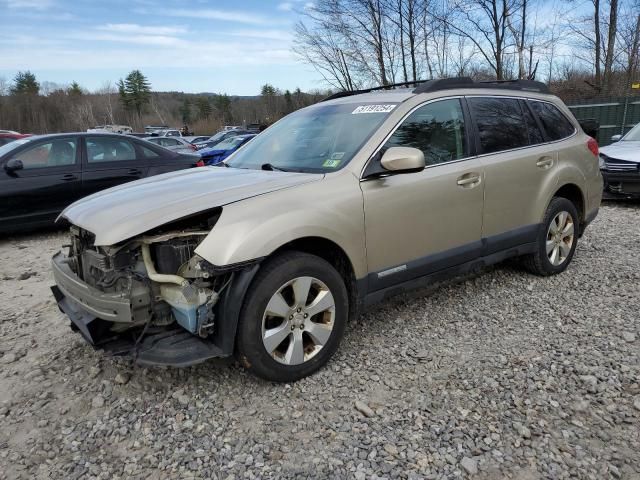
[226,102,397,173]
[213,136,246,151]
[622,123,640,141]
[208,132,226,142]
[0,137,34,157]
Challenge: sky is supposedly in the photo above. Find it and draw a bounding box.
[0,0,321,95]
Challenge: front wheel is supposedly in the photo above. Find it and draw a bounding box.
[522,197,579,276]
[235,251,348,382]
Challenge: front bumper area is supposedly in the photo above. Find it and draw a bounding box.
[602,170,640,199]
[51,251,227,367]
[52,251,133,323]
[52,285,226,367]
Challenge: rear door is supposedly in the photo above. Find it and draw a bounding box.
[468,96,556,247]
[81,135,150,197]
[0,137,81,229]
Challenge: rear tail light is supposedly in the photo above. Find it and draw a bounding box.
[196,160,205,167]
[587,137,598,157]
[189,144,197,151]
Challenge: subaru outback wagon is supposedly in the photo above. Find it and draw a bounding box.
[51,78,602,382]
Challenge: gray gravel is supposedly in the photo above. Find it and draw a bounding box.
[1,202,639,479]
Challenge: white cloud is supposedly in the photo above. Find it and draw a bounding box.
[160,8,274,26]
[277,2,293,11]
[70,32,188,47]
[6,0,53,9]
[98,23,187,36]
[229,29,293,41]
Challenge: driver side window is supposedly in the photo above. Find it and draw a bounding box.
[14,139,77,169]
[384,99,468,166]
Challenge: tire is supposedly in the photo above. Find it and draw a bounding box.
[522,197,579,276]
[235,251,349,382]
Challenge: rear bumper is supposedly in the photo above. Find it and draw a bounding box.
[602,170,640,198]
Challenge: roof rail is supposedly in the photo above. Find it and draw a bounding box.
[321,80,428,102]
[321,77,550,102]
[413,77,550,94]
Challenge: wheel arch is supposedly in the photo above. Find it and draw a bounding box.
[270,236,362,321]
[552,183,585,224]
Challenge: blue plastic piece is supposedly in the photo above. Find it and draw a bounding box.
[171,304,199,333]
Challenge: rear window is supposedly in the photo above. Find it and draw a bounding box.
[529,101,575,141]
[469,97,529,154]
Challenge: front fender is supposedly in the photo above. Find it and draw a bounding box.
[194,172,368,278]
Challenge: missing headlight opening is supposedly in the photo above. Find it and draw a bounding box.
[63,222,231,341]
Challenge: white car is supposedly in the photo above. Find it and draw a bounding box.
[599,122,640,199]
[146,136,197,154]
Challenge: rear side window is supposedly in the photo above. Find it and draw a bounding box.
[529,101,575,141]
[141,145,160,158]
[86,136,137,163]
[384,98,467,166]
[469,97,528,154]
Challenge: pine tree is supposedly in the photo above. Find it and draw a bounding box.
[118,70,151,117]
[68,81,83,96]
[196,97,212,120]
[11,71,39,95]
[179,98,192,124]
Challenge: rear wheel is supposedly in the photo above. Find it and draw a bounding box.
[522,197,579,276]
[235,252,348,382]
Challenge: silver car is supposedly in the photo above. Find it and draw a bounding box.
[146,136,197,154]
[599,122,640,198]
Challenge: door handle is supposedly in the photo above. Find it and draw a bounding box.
[536,157,554,169]
[456,173,481,188]
[61,174,77,181]
[127,168,142,175]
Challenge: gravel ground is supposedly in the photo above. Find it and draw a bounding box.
[0,203,639,480]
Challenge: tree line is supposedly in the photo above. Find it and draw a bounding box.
[294,0,640,96]
[0,70,328,135]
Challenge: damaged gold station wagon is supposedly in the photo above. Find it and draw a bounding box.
[51,78,603,382]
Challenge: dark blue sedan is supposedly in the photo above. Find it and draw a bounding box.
[199,134,256,165]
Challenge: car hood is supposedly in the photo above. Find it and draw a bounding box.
[600,141,640,163]
[60,167,322,245]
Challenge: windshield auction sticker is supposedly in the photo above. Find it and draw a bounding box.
[352,104,396,114]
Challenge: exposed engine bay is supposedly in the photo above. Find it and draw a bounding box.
[62,208,233,339]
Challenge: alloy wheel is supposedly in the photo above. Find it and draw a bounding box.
[261,276,336,365]
[546,211,575,266]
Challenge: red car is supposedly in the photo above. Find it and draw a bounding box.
[0,131,32,147]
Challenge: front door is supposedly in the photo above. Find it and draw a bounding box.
[0,137,81,229]
[360,98,485,292]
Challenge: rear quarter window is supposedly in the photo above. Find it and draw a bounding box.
[529,101,575,141]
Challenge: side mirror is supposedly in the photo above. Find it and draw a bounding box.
[4,158,24,172]
[610,134,622,142]
[380,147,425,173]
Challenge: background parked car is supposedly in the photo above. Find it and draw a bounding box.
[150,129,182,137]
[199,134,256,165]
[193,129,253,150]
[599,122,640,198]
[0,132,31,147]
[146,136,198,154]
[0,133,200,233]
[87,124,133,134]
[182,135,210,144]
